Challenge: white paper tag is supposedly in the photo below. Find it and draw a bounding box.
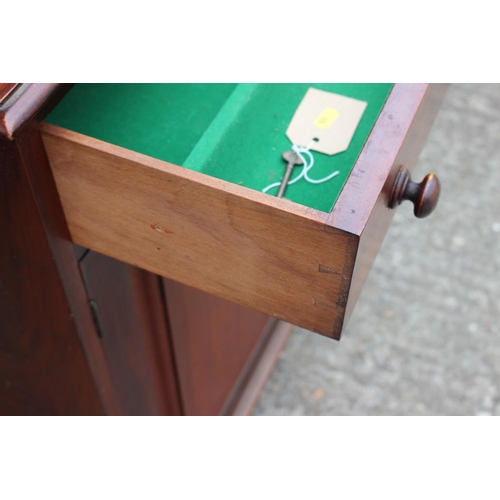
[286,88,367,155]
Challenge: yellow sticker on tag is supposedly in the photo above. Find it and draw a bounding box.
[314,108,340,129]
[286,88,368,155]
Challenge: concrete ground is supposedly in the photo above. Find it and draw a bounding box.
[254,83,500,416]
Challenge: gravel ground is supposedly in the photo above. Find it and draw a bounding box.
[254,83,500,416]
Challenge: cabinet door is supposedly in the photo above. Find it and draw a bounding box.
[80,251,181,415]
[162,278,271,416]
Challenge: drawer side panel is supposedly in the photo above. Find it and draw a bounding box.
[42,125,354,338]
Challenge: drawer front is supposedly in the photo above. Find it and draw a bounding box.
[41,84,446,339]
[327,83,448,328]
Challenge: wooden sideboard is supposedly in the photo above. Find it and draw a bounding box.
[0,83,446,415]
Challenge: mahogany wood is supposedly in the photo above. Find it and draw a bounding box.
[0,105,104,415]
[40,83,445,340]
[80,252,181,415]
[0,83,137,414]
[0,82,446,415]
[162,278,270,416]
[0,84,62,139]
[0,82,315,415]
[328,83,448,328]
[42,124,352,337]
[0,84,19,105]
[230,321,293,416]
[388,166,441,218]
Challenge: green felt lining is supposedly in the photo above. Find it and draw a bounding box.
[46,83,393,213]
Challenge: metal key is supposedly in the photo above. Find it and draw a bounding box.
[277,151,303,198]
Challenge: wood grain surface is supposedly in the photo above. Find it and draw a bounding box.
[80,252,182,415]
[162,278,271,415]
[0,83,19,105]
[0,115,104,415]
[328,84,448,327]
[42,124,352,338]
[0,82,133,414]
[0,84,62,139]
[40,84,446,341]
[229,320,293,416]
[0,82,300,415]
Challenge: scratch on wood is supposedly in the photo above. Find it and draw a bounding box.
[150,223,174,235]
[318,264,341,275]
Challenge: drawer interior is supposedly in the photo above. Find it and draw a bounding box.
[41,83,444,339]
[46,83,393,212]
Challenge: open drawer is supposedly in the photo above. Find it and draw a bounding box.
[41,83,446,340]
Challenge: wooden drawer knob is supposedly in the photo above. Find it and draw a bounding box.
[389,166,441,218]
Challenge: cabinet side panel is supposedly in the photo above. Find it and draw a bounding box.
[0,131,103,415]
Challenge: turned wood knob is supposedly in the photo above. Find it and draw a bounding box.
[389,166,441,218]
